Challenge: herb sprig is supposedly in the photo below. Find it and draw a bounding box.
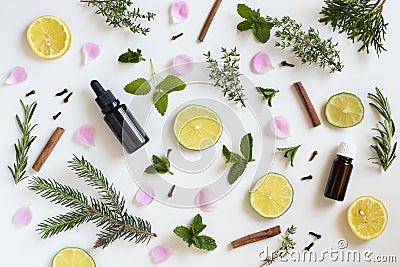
[236,4,273,43]
[28,155,156,248]
[118,48,145,63]
[368,87,397,171]
[144,149,173,175]
[319,0,388,56]
[277,145,301,167]
[82,0,155,35]
[256,87,279,107]
[260,225,296,266]
[173,214,217,251]
[8,100,37,184]
[223,133,255,184]
[205,47,246,107]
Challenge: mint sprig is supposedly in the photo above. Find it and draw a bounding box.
[277,145,301,167]
[144,149,173,175]
[223,133,255,185]
[118,48,145,63]
[257,87,279,107]
[236,4,273,43]
[173,214,217,251]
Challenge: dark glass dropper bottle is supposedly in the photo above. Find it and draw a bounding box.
[324,142,357,201]
[90,80,149,154]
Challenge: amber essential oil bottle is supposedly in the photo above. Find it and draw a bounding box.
[324,142,357,201]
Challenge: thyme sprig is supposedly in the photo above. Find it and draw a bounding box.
[8,100,37,184]
[260,225,296,266]
[368,87,397,171]
[81,0,156,35]
[28,155,156,248]
[319,0,388,56]
[267,16,343,73]
[204,47,246,107]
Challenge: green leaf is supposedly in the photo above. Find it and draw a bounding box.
[228,158,247,185]
[257,87,279,107]
[144,151,173,174]
[240,133,254,162]
[124,78,151,95]
[277,145,301,167]
[173,226,192,246]
[153,92,169,116]
[144,165,158,174]
[190,214,206,236]
[222,145,242,163]
[237,3,257,20]
[252,22,272,43]
[118,48,145,63]
[237,20,252,31]
[156,75,186,94]
[192,235,217,251]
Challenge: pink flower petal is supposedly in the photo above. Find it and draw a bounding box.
[151,245,171,263]
[76,125,96,146]
[83,42,101,65]
[135,185,154,206]
[270,116,292,138]
[13,207,32,227]
[170,1,190,23]
[172,54,193,75]
[5,66,28,84]
[250,52,274,74]
[195,188,217,211]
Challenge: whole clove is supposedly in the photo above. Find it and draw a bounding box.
[309,150,318,161]
[52,111,62,120]
[25,90,36,97]
[56,88,68,96]
[308,231,322,239]
[171,32,183,40]
[304,242,314,251]
[63,92,73,103]
[167,185,176,197]
[281,61,295,67]
[301,175,313,181]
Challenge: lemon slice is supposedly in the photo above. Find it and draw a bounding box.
[27,15,71,60]
[250,173,294,218]
[52,247,96,267]
[324,92,364,128]
[174,105,222,150]
[347,196,388,240]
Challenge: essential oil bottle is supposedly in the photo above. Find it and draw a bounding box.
[90,80,149,154]
[324,142,357,201]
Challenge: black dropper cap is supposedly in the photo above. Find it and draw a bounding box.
[90,80,118,111]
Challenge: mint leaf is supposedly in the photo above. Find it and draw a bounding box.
[240,133,254,162]
[228,158,247,185]
[190,214,206,236]
[153,92,169,116]
[156,75,186,93]
[277,145,301,167]
[222,145,242,163]
[173,226,192,246]
[124,78,151,95]
[144,150,173,174]
[118,48,145,63]
[257,87,279,107]
[237,20,252,31]
[237,3,256,19]
[144,165,158,174]
[193,235,217,251]
[252,22,272,43]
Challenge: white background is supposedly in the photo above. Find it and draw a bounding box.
[1,0,399,266]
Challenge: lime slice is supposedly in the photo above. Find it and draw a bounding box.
[325,92,364,128]
[250,172,294,218]
[174,105,222,150]
[52,247,96,267]
[347,196,388,240]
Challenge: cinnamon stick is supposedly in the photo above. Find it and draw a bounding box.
[198,0,223,42]
[293,81,321,127]
[231,225,281,249]
[32,127,65,172]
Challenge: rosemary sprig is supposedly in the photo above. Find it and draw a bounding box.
[204,47,246,107]
[8,100,37,184]
[260,225,296,266]
[28,155,156,248]
[319,0,388,56]
[267,16,343,73]
[367,87,397,171]
[81,0,156,35]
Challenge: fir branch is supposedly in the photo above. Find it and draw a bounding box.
[28,156,156,248]
[267,16,343,73]
[81,0,156,35]
[8,100,37,184]
[319,0,388,56]
[204,47,246,107]
[368,87,397,171]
